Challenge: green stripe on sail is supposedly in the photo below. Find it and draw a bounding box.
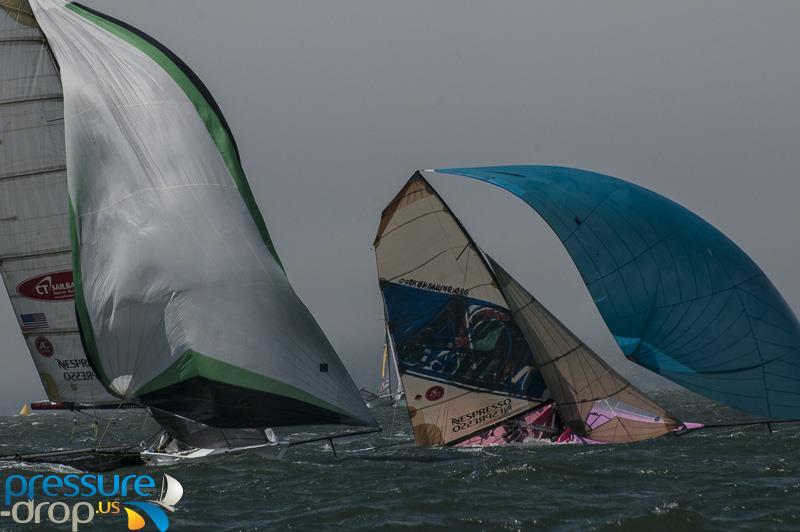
[66,2,283,269]
[135,350,349,417]
[68,199,113,390]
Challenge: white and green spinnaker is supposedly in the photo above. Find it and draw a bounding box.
[18,0,374,445]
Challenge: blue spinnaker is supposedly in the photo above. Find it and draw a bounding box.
[434,166,800,419]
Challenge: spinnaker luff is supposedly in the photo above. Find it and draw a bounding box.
[436,166,800,421]
[374,173,690,446]
[18,0,374,448]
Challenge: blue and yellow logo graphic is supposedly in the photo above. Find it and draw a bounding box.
[121,474,183,532]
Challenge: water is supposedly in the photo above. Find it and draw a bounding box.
[1,392,799,531]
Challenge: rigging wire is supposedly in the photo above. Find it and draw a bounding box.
[95,400,128,448]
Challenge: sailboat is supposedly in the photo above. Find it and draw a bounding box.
[375,169,799,447]
[374,173,697,446]
[0,0,376,467]
[152,473,183,512]
[366,324,405,408]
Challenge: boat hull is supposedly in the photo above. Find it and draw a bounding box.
[141,442,288,465]
[367,393,406,409]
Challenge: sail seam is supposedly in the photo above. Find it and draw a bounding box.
[554,383,632,407]
[0,36,44,43]
[0,245,70,263]
[22,328,79,336]
[0,165,66,181]
[384,248,451,281]
[534,344,584,369]
[379,209,447,240]
[603,271,766,321]
[0,93,61,106]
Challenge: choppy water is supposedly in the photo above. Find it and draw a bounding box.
[1,391,799,531]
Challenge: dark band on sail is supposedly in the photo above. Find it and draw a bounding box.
[141,377,365,431]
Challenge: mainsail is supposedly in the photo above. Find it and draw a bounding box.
[488,256,680,443]
[374,173,551,445]
[27,0,374,444]
[436,165,800,420]
[0,0,116,406]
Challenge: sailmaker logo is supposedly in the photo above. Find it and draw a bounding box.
[35,336,55,357]
[16,270,75,301]
[1,472,183,531]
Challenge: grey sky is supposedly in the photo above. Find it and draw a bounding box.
[2,0,799,414]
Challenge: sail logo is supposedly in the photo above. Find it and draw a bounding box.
[35,336,55,357]
[16,270,75,301]
[1,472,182,531]
[56,358,99,382]
[451,398,512,433]
[20,312,49,330]
[425,385,444,401]
[397,278,470,296]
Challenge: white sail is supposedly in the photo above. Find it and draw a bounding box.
[0,0,117,405]
[153,473,183,512]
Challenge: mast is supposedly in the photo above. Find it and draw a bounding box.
[0,0,117,406]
